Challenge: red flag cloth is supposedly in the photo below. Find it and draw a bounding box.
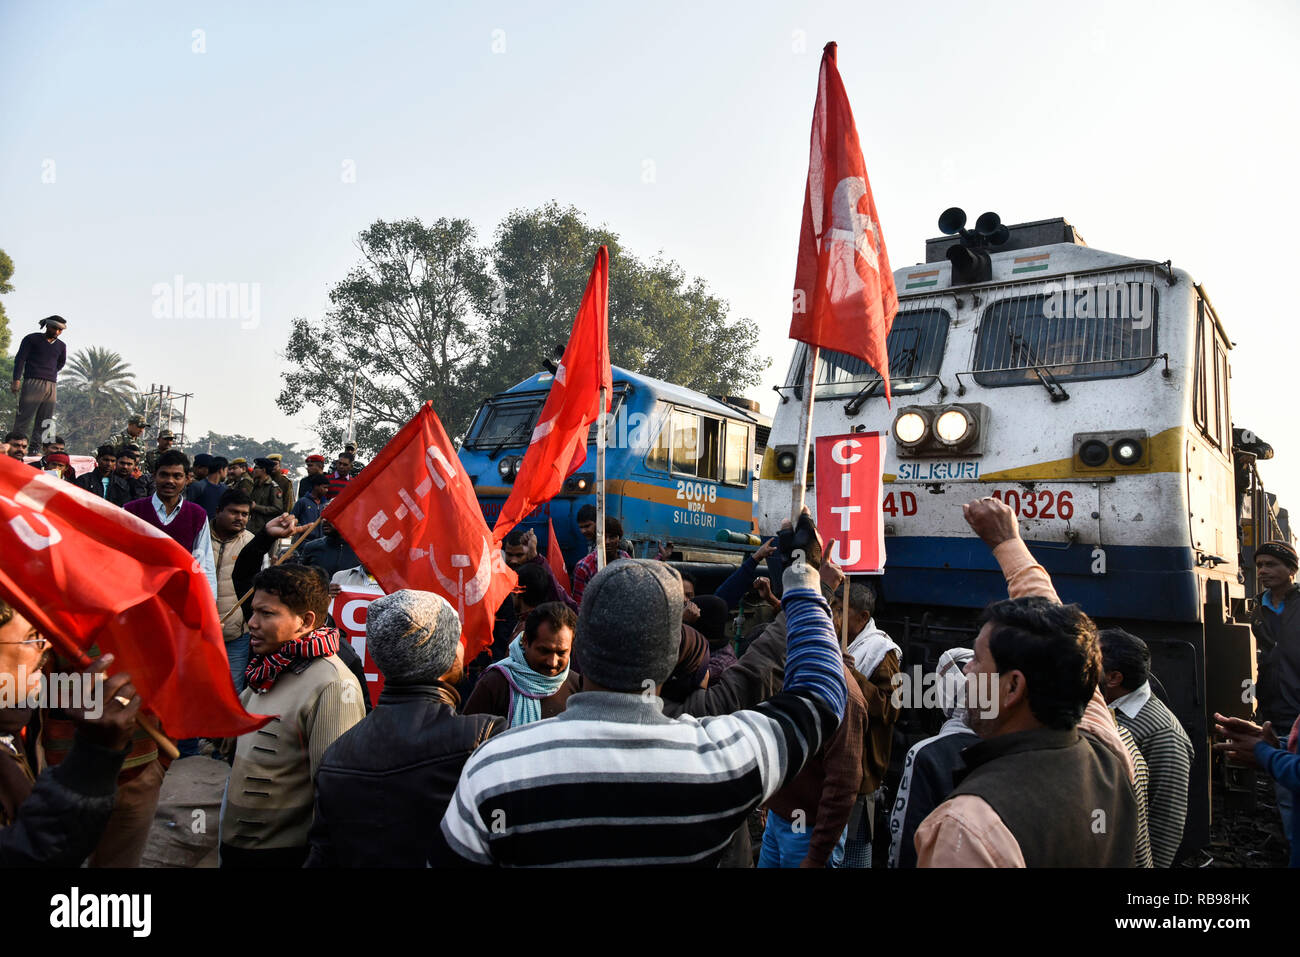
[813,431,886,573]
[0,456,270,738]
[546,517,571,593]
[492,246,611,542]
[326,402,518,662]
[789,42,898,404]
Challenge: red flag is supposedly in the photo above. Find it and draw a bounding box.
[492,246,611,542]
[0,456,270,738]
[790,42,898,403]
[813,431,886,573]
[546,517,571,593]
[326,402,517,662]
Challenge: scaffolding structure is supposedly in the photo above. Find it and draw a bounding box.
[141,384,194,446]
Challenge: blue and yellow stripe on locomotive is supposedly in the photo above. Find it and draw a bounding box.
[458,366,768,572]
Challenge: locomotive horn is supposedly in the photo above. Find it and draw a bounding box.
[938,207,967,236]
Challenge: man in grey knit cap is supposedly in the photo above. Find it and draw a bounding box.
[307,590,504,867]
[439,513,850,867]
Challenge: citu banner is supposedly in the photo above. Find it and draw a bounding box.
[0,455,269,738]
[493,245,611,542]
[326,402,518,662]
[813,431,887,574]
[789,42,898,404]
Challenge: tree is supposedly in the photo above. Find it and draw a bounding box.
[277,218,495,456]
[486,202,767,398]
[55,347,139,452]
[280,205,769,456]
[188,432,308,474]
[0,249,14,428]
[0,248,13,358]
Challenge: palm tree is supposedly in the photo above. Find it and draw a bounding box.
[62,346,137,407]
[58,347,139,452]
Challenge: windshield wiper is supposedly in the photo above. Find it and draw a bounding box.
[1009,331,1069,402]
[486,417,533,460]
[844,347,917,415]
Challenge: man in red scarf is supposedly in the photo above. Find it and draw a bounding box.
[218,518,365,868]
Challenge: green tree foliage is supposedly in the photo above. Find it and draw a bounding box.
[277,218,494,456]
[55,347,140,452]
[0,248,13,358]
[486,202,766,399]
[0,249,14,427]
[188,432,308,474]
[280,205,767,456]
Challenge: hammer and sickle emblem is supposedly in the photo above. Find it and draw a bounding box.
[824,177,882,298]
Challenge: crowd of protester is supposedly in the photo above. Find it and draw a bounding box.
[1,408,1298,869]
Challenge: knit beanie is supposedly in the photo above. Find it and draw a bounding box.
[365,589,461,683]
[1258,541,1299,572]
[577,559,683,692]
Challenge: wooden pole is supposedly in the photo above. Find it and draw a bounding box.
[596,386,607,571]
[218,515,325,625]
[790,345,819,520]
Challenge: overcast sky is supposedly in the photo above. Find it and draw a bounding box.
[3,0,1298,507]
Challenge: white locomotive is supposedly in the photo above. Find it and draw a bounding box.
[759,210,1290,856]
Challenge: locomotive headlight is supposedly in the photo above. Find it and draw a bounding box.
[1112,438,1144,466]
[497,457,518,480]
[776,450,797,474]
[935,408,975,446]
[893,411,929,448]
[1078,439,1110,467]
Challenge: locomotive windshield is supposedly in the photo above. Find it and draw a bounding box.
[793,308,950,399]
[972,279,1158,386]
[464,396,544,449]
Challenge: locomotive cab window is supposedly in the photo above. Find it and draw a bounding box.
[1194,299,1231,450]
[464,396,544,449]
[972,282,1157,387]
[647,407,729,482]
[722,421,750,486]
[789,308,950,399]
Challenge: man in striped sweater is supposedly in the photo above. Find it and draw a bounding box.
[438,513,848,867]
[1100,628,1194,867]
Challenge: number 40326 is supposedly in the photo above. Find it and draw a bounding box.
[879,489,1074,519]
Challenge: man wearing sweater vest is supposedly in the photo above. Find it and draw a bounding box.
[219,535,365,868]
[915,497,1138,867]
[123,449,217,598]
[438,511,848,867]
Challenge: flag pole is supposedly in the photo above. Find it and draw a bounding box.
[596,386,607,571]
[790,345,819,520]
[841,577,851,651]
[219,514,326,625]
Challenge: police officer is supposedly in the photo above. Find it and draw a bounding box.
[109,413,149,453]
[144,429,177,475]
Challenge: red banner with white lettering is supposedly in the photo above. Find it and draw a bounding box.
[326,402,518,661]
[789,42,898,404]
[330,586,386,701]
[493,245,610,542]
[814,431,886,573]
[0,456,270,738]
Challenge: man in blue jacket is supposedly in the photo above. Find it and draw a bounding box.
[1215,711,1300,867]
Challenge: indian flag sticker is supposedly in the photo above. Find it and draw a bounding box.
[1012,253,1050,274]
[905,269,940,290]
